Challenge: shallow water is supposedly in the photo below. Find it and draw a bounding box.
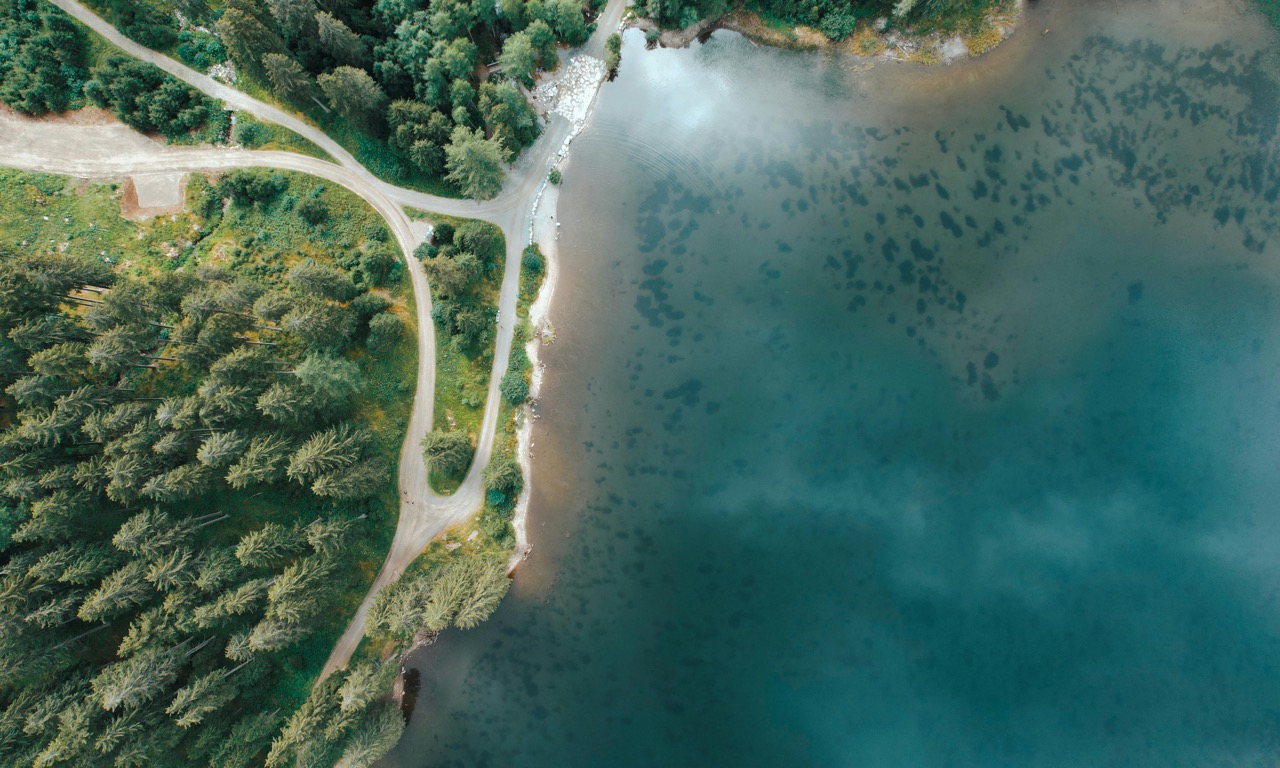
[387,2,1280,765]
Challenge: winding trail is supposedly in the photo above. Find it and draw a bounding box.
[7,0,628,679]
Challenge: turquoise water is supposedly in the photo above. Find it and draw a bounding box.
[388,2,1280,765]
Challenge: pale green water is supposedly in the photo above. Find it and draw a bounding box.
[387,2,1280,765]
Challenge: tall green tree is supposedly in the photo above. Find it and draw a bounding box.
[262,53,320,105]
[215,8,286,77]
[498,30,538,87]
[318,66,388,133]
[480,81,540,158]
[421,429,472,475]
[315,11,370,68]
[268,0,318,42]
[444,126,507,200]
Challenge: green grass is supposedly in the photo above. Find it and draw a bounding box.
[0,165,415,725]
[233,112,336,162]
[405,208,506,494]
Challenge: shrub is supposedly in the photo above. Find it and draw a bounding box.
[297,197,329,225]
[499,369,529,405]
[548,168,562,185]
[360,247,401,286]
[413,242,438,261]
[85,56,225,142]
[234,119,269,147]
[432,222,455,245]
[0,1,89,115]
[175,29,227,69]
[521,244,545,275]
[481,456,523,508]
[367,312,403,349]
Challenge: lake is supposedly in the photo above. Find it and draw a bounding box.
[387,1,1280,765]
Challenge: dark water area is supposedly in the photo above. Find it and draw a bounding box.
[388,1,1280,765]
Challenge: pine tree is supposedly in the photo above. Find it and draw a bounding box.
[317,67,388,133]
[92,643,184,711]
[27,341,87,378]
[445,126,507,200]
[256,381,318,425]
[303,517,351,559]
[247,618,307,652]
[264,557,328,624]
[166,669,238,728]
[335,701,405,768]
[261,53,320,106]
[286,423,370,485]
[141,463,213,502]
[311,457,387,499]
[315,12,369,68]
[421,429,473,476]
[267,0,317,41]
[145,548,196,591]
[235,523,307,568]
[215,7,286,77]
[197,431,248,468]
[113,508,192,559]
[226,433,294,488]
[294,353,362,401]
[78,560,152,622]
[336,660,396,714]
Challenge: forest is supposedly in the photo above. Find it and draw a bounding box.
[0,1,228,143]
[0,168,524,767]
[0,0,595,197]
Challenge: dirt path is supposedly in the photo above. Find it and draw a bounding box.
[17,0,626,679]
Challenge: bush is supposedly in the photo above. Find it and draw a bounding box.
[351,292,393,325]
[455,221,501,265]
[548,168,562,185]
[481,456,523,508]
[604,33,622,75]
[360,247,401,286]
[175,29,227,69]
[85,56,225,142]
[521,244,545,275]
[413,242,438,261]
[217,170,288,207]
[297,197,329,225]
[367,312,403,349]
[364,223,389,242]
[499,369,529,405]
[234,119,269,147]
[432,222,455,245]
[0,1,89,115]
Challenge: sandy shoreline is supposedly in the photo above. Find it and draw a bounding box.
[509,52,612,571]
[508,175,559,571]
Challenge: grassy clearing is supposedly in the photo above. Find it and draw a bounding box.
[232,111,336,162]
[0,165,416,715]
[405,207,506,494]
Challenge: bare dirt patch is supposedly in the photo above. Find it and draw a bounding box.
[119,173,188,221]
